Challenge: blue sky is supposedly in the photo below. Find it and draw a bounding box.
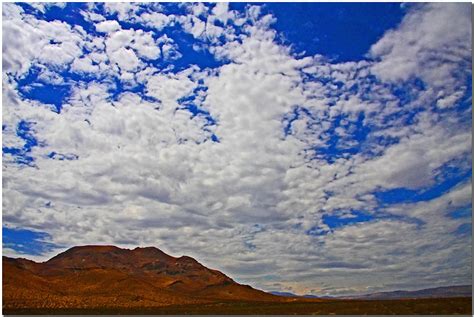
[2,2,472,296]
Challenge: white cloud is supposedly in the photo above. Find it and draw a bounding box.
[369,3,471,109]
[104,29,161,72]
[71,56,100,73]
[103,2,142,21]
[109,47,140,71]
[27,2,66,14]
[95,20,121,33]
[181,16,206,38]
[2,4,86,76]
[139,12,173,31]
[212,3,230,25]
[146,71,196,109]
[81,10,106,23]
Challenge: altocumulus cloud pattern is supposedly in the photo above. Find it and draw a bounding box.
[2,2,472,296]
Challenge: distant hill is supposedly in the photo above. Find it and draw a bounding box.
[273,286,471,300]
[270,291,299,297]
[340,285,472,300]
[270,291,332,299]
[3,245,284,310]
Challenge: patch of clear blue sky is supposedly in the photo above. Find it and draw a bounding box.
[374,167,472,205]
[315,113,371,163]
[448,206,472,219]
[17,2,97,34]
[322,210,375,230]
[240,2,406,61]
[16,66,72,113]
[3,227,58,256]
[2,120,39,166]
[455,223,472,236]
[3,3,471,253]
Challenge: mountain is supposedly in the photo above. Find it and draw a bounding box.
[341,285,472,300]
[269,291,331,299]
[3,245,283,311]
[270,291,299,297]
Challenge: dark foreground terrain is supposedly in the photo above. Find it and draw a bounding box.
[4,297,472,315]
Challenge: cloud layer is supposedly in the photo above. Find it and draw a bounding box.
[2,3,471,296]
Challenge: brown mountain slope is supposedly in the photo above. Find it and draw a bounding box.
[3,245,284,310]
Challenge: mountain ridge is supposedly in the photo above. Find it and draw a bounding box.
[339,285,472,300]
[271,285,472,300]
[3,245,285,311]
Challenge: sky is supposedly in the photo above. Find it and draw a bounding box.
[2,2,472,297]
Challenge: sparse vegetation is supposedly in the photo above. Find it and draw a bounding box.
[4,297,472,315]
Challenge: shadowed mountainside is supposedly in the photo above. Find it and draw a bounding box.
[3,245,284,311]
